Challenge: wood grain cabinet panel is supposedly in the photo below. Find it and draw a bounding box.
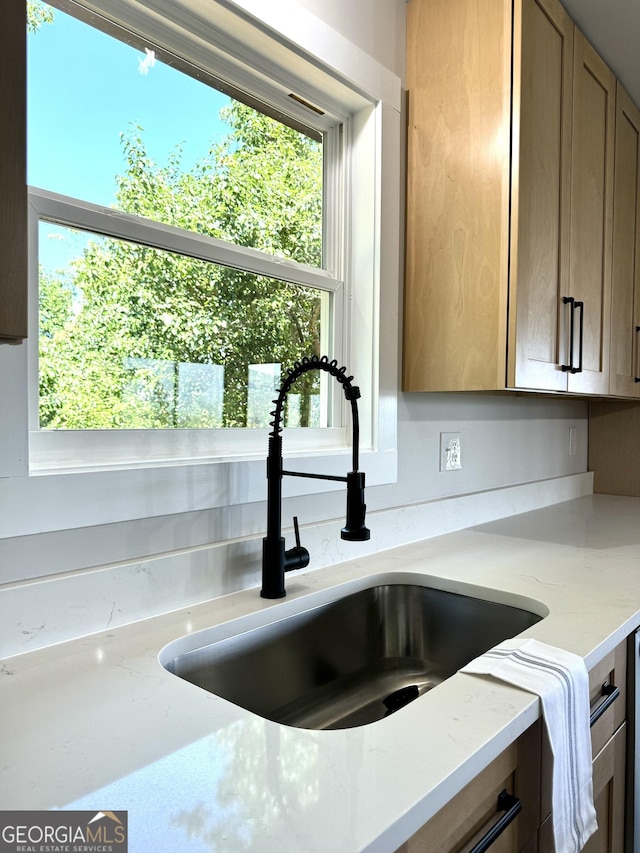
[582,724,626,853]
[538,639,627,852]
[404,0,512,392]
[0,0,28,344]
[404,0,618,397]
[508,0,574,392]
[566,31,615,395]
[538,725,626,853]
[609,84,640,399]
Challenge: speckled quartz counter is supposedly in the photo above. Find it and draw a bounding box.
[2,494,640,852]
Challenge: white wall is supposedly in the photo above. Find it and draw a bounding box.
[0,0,590,653]
[296,0,407,79]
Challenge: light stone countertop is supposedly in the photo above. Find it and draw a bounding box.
[1,493,640,852]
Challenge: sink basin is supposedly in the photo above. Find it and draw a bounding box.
[160,580,545,730]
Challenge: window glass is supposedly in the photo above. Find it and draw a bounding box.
[28,0,329,432]
[27,2,323,266]
[38,223,324,429]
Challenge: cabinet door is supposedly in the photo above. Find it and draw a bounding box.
[539,640,627,853]
[566,31,615,394]
[609,83,640,398]
[403,0,512,392]
[538,726,626,853]
[582,724,626,853]
[0,0,28,343]
[509,0,574,392]
[396,722,541,853]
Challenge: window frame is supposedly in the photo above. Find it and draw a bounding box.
[27,184,346,467]
[0,0,400,544]
[28,1,348,461]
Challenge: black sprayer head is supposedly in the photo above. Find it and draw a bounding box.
[341,471,371,542]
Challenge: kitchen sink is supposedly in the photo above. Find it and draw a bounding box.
[160,580,545,730]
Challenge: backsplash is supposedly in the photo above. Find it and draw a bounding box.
[0,472,592,657]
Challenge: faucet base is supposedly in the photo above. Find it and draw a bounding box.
[260,536,288,599]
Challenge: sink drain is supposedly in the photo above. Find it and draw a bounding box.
[382,684,420,715]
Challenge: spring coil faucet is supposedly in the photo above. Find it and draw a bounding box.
[261,355,370,599]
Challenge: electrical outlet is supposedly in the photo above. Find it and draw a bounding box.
[440,432,462,471]
[569,427,577,456]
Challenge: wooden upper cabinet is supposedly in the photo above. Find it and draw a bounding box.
[404,0,576,393]
[566,31,615,395]
[609,83,640,398]
[404,0,618,397]
[0,0,28,344]
[404,0,512,392]
[508,0,574,391]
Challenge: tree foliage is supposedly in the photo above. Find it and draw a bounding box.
[27,0,54,33]
[39,101,324,429]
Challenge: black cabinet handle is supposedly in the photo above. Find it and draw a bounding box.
[468,790,522,853]
[589,682,620,727]
[562,296,575,372]
[562,297,584,374]
[635,326,640,383]
[574,300,584,374]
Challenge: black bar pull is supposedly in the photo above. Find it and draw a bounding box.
[468,790,522,853]
[589,682,620,728]
[562,296,576,372]
[635,326,640,383]
[574,300,584,374]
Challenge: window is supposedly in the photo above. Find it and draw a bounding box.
[2,0,400,539]
[28,0,343,456]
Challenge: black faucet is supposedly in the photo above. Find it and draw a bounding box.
[261,355,370,599]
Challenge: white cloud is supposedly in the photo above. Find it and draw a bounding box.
[138,48,156,76]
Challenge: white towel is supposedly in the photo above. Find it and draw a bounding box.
[461,638,598,853]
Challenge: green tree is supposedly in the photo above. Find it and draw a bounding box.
[39,271,73,426]
[27,0,54,33]
[39,101,323,429]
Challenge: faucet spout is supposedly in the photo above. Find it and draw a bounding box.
[261,355,370,599]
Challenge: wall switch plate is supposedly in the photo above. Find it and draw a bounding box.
[440,432,462,471]
[569,427,577,456]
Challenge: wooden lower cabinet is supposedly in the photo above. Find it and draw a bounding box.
[538,724,626,853]
[396,722,541,853]
[582,723,626,853]
[537,639,628,853]
[397,637,629,853]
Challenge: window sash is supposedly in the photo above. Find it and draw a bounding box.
[29,187,343,294]
[28,186,348,466]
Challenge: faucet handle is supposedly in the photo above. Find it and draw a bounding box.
[284,516,310,573]
[293,515,303,549]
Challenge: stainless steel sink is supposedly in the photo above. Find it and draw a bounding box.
[161,582,545,730]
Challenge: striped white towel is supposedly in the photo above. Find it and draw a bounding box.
[461,638,598,853]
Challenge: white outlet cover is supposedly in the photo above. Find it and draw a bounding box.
[440,432,462,471]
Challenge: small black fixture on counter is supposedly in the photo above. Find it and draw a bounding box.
[261,355,370,599]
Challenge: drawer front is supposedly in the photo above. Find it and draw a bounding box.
[588,641,627,757]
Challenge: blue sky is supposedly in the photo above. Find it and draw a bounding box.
[27,2,231,269]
